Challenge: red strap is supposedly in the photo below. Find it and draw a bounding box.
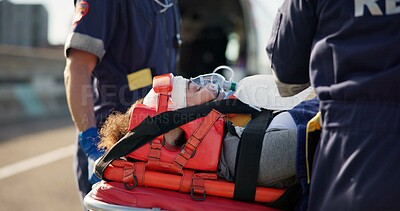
[122,162,135,184]
[191,174,206,201]
[147,137,163,168]
[192,175,205,193]
[153,74,172,152]
[195,172,218,180]
[147,137,163,162]
[135,162,146,187]
[110,159,128,167]
[157,93,169,114]
[173,109,222,170]
[179,170,195,193]
[153,73,173,114]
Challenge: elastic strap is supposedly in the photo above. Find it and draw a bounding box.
[233,110,273,202]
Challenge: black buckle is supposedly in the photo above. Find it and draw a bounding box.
[190,187,206,201]
[123,175,138,190]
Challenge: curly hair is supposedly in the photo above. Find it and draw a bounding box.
[98,99,142,150]
[98,111,130,150]
[98,99,188,151]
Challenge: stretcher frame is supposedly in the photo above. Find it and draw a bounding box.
[84,183,162,211]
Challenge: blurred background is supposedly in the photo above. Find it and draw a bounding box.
[0,1,79,210]
[0,0,282,210]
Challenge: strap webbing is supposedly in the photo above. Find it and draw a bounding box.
[95,99,258,179]
[173,110,221,171]
[233,110,273,202]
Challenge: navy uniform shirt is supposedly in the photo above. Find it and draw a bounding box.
[266,0,400,103]
[65,0,180,126]
[267,2,400,210]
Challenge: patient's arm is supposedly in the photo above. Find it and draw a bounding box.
[218,111,298,188]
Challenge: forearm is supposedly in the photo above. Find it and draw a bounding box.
[64,51,97,132]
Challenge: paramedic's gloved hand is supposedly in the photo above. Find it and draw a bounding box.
[78,127,104,184]
[78,127,104,160]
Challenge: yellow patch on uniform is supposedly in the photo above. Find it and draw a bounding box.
[127,68,153,91]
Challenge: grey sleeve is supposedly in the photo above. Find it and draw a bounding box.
[64,0,118,61]
[218,132,240,182]
[257,128,297,187]
[218,128,297,188]
[64,32,105,60]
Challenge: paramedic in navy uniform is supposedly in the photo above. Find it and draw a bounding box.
[266,0,400,210]
[63,0,181,207]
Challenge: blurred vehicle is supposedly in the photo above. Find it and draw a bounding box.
[177,0,284,81]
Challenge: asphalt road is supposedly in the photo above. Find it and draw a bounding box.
[0,116,83,211]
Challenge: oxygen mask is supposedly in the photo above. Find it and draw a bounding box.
[189,66,237,99]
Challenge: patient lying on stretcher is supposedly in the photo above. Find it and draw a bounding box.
[98,74,317,188]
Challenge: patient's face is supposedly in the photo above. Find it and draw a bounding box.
[186,81,225,106]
